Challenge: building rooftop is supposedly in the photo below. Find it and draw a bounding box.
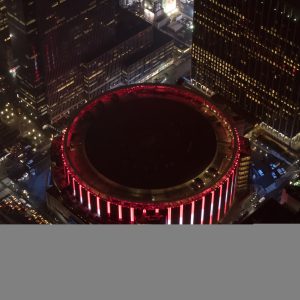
[61,85,240,205]
[124,28,173,67]
[85,95,217,189]
[84,10,151,63]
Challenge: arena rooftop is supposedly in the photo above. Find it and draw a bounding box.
[62,84,240,206]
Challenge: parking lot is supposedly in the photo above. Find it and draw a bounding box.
[251,144,289,191]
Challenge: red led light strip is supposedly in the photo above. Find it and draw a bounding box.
[96,196,100,217]
[191,201,195,225]
[179,204,183,225]
[118,205,122,221]
[79,184,83,204]
[210,191,215,225]
[72,178,76,197]
[87,191,91,211]
[107,201,111,215]
[217,185,222,222]
[224,178,229,214]
[229,171,235,207]
[167,207,171,225]
[201,196,205,225]
[130,208,134,223]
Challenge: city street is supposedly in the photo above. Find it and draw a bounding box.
[224,136,300,223]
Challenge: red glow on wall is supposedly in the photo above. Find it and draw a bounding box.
[217,185,222,222]
[191,201,195,225]
[210,191,215,225]
[32,46,40,82]
[155,208,159,214]
[167,207,171,225]
[229,171,235,207]
[143,209,146,216]
[130,207,135,223]
[179,204,183,225]
[96,197,100,217]
[224,178,229,214]
[201,196,205,225]
[87,191,91,211]
[118,205,122,221]
[79,184,83,204]
[107,201,111,215]
[72,178,76,197]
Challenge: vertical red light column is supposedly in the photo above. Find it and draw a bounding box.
[179,205,183,225]
[201,196,205,225]
[96,196,101,217]
[224,178,230,215]
[229,170,235,208]
[167,207,172,225]
[107,201,111,216]
[130,207,135,223]
[87,191,91,211]
[217,185,222,222]
[72,178,76,197]
[210,191,215,224]
[232,167,238,207]
[79,184,83,204]
[118,205,122,221]
[190,201,195,225]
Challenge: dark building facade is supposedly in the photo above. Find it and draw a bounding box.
[122,29,174,85]
[192,0,300,139]
[6,0,117,122]
[0,0,12,74]
[6,1,173,124]
[236,137,251,194]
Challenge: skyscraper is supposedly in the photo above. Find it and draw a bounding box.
[6,0,117,122]
[6,1,173,125]
[0,0,11,74]
[192,0,300,141]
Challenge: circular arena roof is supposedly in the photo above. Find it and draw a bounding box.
[85,96,217,189]
[62,84,240,206]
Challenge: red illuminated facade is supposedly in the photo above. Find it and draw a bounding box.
[49,84,240,224]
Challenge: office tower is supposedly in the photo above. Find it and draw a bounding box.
[0,0,11,74]
[192,0,300,141]
[6,1,173,125]
[6,0,117,122]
